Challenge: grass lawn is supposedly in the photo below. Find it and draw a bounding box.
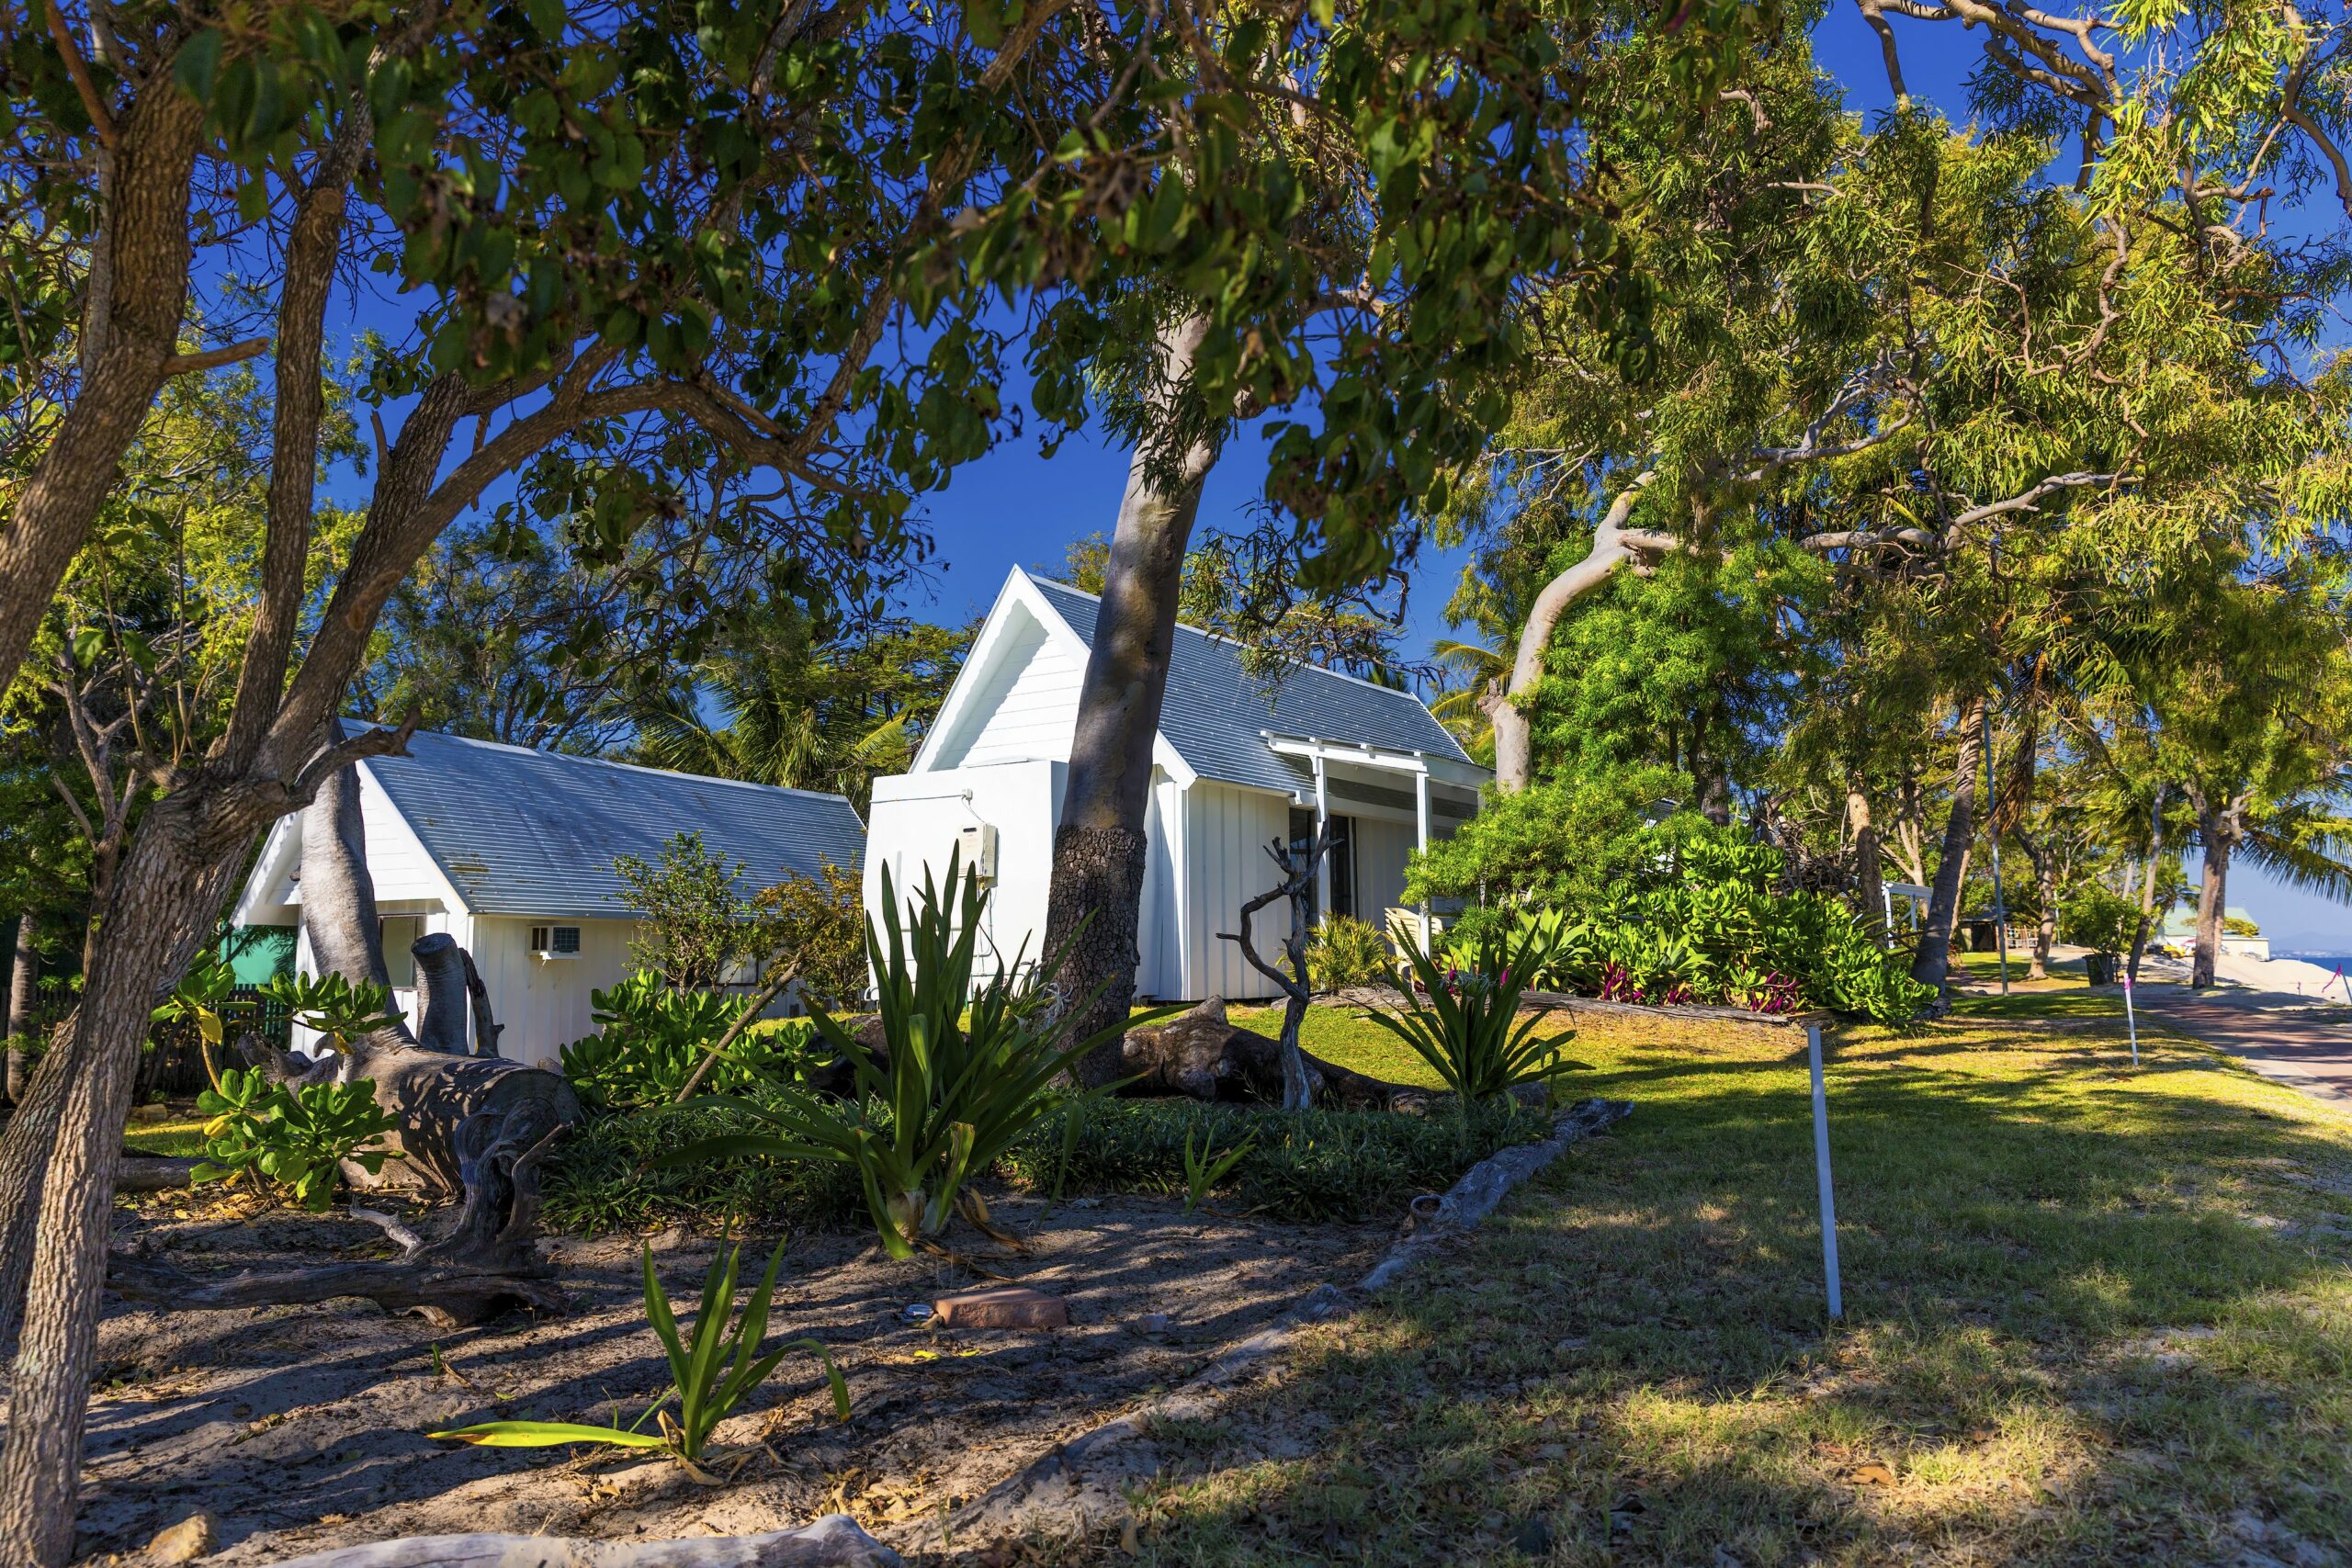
[1116,998,2352,1564]
[121,1116,206,1159]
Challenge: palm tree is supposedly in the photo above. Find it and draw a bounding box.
[1428,635,1507,764]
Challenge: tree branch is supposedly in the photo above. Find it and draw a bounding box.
[161,338,269,377]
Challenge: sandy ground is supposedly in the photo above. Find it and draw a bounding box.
[2208,948,2352,1000]
[69,1190,1387,1565]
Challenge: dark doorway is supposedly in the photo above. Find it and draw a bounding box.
[1286,808,1357,922]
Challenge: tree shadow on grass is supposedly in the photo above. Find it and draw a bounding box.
[1116,1032,2352,1566]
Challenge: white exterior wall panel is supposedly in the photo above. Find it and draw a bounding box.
[1182,781,1291,1001]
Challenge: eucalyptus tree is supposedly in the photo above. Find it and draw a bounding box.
[1007,0,1771,1077]
[0,1,1121,1555]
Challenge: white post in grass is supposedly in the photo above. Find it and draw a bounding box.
[2122,967,2140,1068]
[1806,1021,1843,1321]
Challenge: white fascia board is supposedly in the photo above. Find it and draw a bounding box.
[1261,732,1492,792]
[907,567,1053,774]
[230,814,305,924]
[355,760,477,920]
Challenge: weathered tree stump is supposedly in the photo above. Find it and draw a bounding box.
[1114,997,1520,1113]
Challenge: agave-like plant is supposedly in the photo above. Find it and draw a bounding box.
[662,850,1145,1258]
[1368,925,1582,1105]
[431,1234,845,1469]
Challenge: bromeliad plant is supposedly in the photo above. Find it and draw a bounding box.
[1372,923,1583,1105]
[663,850,1145,1259]
[431,1234,846,1469]
[190,1066,402,1210]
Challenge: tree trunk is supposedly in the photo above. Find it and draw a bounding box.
[0,79,207,702]
[2024,836,2057,981]
[296,761,580,1193]
[1848,784,1884,943]
[1492,477,1660,793]
[1909,697,1984,1004]
[1049,316,1220,1089]
[2192,800,2232,989]
[0,807,243,1566]
[5,913,36,1103]
[2126,785,2167,983]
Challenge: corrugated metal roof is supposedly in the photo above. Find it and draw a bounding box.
[1026,574,1475,796]
[360,730,865,920]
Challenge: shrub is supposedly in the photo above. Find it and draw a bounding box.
[1497,833,1932,1023]
[1306,915,1394,991]
[613,830,762,989]
[999,1098,1554,1224]
[1374,925,1582,1104]
[541,1089,867,1235]
[191,1066,401,1209]
[560,973,828,1111]
[2061,886,2141,958]
[752,859,868,1010]
[661,852,1131,1259]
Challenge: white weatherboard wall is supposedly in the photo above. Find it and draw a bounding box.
[865,760,1065,987]
[1182,780,1291,1001]
[469,916,636,1066]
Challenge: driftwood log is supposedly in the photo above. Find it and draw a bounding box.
[106,743,581,1326]
[263,1513,900,1566]
[1215,827,1331,1111]
[1113,997,1532,1113]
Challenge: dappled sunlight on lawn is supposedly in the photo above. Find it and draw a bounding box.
[1115,1004,2352,1564]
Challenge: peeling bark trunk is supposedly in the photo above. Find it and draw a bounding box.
[1909,697,1984,1004]
[5,914,36,1103]
[1493,478,1660,793]
[1847,785,1885,944]
[0,804,243,1565]
[1049,316,1219,1089]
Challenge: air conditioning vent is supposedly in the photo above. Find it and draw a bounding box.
[530,924,582,958]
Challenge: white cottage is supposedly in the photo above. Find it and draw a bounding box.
[865,570,1489,1001]
[232,731,865,1064]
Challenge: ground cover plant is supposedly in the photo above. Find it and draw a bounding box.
[1105,998,2352,1565]
[560,973,829,1111]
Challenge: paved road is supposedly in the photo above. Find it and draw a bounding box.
[2129,982,2352,1109]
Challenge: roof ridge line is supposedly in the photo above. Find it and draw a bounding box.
[1018,569,1433,704]
[354,723,857,804]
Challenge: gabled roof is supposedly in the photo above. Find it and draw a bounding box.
[1022,572,1479,796]
[356,730,864,920]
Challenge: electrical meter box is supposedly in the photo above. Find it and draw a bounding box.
[956,821,999,881]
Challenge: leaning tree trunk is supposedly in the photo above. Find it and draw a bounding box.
[0,79,208,702]
[1491,476,1665,793]
[298,755,574,1194]
[2018,831,2058,982]
[5,912,36,1102]
[2191,801,2233,989]
[1050,315,1221,1089]
[1909,696,1985,1005]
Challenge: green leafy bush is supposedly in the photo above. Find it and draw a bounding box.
[432,1234,845,1465]
[1375,924,1582,1104]
[257,971,405,1051]
[541,1089,866,1235]
[560,973,828,1110]
[999,1099,1554,1224]
[191,1066,401,1209]
[1487,831,1932,1023]
[661,853,1133,1258]
[1306,914,1395,991]
[2060,886,2140,958]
